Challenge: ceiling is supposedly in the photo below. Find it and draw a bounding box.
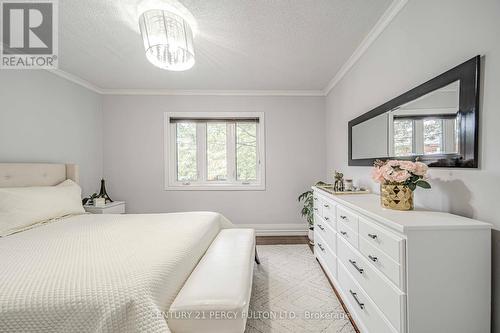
[59,0,393,91]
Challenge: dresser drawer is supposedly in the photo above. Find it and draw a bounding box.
[338,262,398,333]
[315,217,337,254]
[337,221,358,249]
[338,237,405,332]
[321,198,336,218]
[358,216,404,263]
[322,211,336,229]
[337,205,359,232]
[315,234,337,278]
[359,237,404,289]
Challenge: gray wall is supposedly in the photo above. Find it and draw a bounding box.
[0,70,102,196]
[102,95,325,229]
[324,0,500,330]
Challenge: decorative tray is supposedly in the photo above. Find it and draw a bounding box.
[316,185,370,195]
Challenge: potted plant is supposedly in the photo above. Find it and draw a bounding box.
[372,160,431,210]
[298,181,328,245]
[82,193,98,206]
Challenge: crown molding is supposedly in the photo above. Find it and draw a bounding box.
[47,69,104,94]
[46,69,323,96]
[322,0,408,96]
[99,89,325,96]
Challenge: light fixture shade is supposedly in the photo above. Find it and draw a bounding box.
[139,9,195,71]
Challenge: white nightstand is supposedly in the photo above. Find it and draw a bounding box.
[84,201,126,214]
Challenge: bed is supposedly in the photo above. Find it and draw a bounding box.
[0,163,255,333]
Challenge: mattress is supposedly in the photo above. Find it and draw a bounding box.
[0,212,232,333]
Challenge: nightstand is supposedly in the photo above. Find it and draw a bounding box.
[84,201,126,214]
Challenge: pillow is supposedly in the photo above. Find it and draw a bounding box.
[0,179,85,237]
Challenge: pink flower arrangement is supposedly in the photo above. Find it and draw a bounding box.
[372,160,431,191]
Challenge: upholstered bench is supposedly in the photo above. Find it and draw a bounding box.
[168,228,255,333]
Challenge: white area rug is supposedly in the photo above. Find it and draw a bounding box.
[245,245,356,333]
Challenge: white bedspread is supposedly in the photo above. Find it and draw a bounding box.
[0,212,232,333]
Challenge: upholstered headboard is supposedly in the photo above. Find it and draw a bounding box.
[0,163,79,187]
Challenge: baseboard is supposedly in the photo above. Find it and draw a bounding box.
[235,223,308,236]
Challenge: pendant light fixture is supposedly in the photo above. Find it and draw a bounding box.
[139,9,195,71]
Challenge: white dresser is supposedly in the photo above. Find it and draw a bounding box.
[312,187,491,333]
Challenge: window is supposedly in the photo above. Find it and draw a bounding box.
[176,123,197,181]
[165,112,265,190]
[393,119,414,156]
[392,117,453,157]
[236,122,258,181]
[206,123,228,181]
[423,119,443,154]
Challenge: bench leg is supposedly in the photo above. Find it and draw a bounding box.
[255,246,261,265]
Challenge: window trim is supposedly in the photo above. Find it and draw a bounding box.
[164,112,266,191]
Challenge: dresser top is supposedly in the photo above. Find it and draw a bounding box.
[313,187,491,233]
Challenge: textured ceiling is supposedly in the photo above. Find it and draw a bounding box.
[59,0,392,90]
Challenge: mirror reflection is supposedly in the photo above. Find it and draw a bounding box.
[351,81,460,160]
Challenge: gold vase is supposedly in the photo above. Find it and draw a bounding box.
[380,184,414,211]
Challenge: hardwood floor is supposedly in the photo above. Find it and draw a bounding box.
[256,235,309,245]
[256,236,360,333]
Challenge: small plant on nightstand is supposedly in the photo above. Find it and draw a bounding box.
[298,181,327,245]
[82,193,99,206]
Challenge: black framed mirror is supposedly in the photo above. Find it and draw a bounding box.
[348,56,480,168]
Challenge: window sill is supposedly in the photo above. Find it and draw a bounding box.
[165,183,266,191]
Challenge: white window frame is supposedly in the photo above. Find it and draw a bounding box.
[164,112,266,191]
